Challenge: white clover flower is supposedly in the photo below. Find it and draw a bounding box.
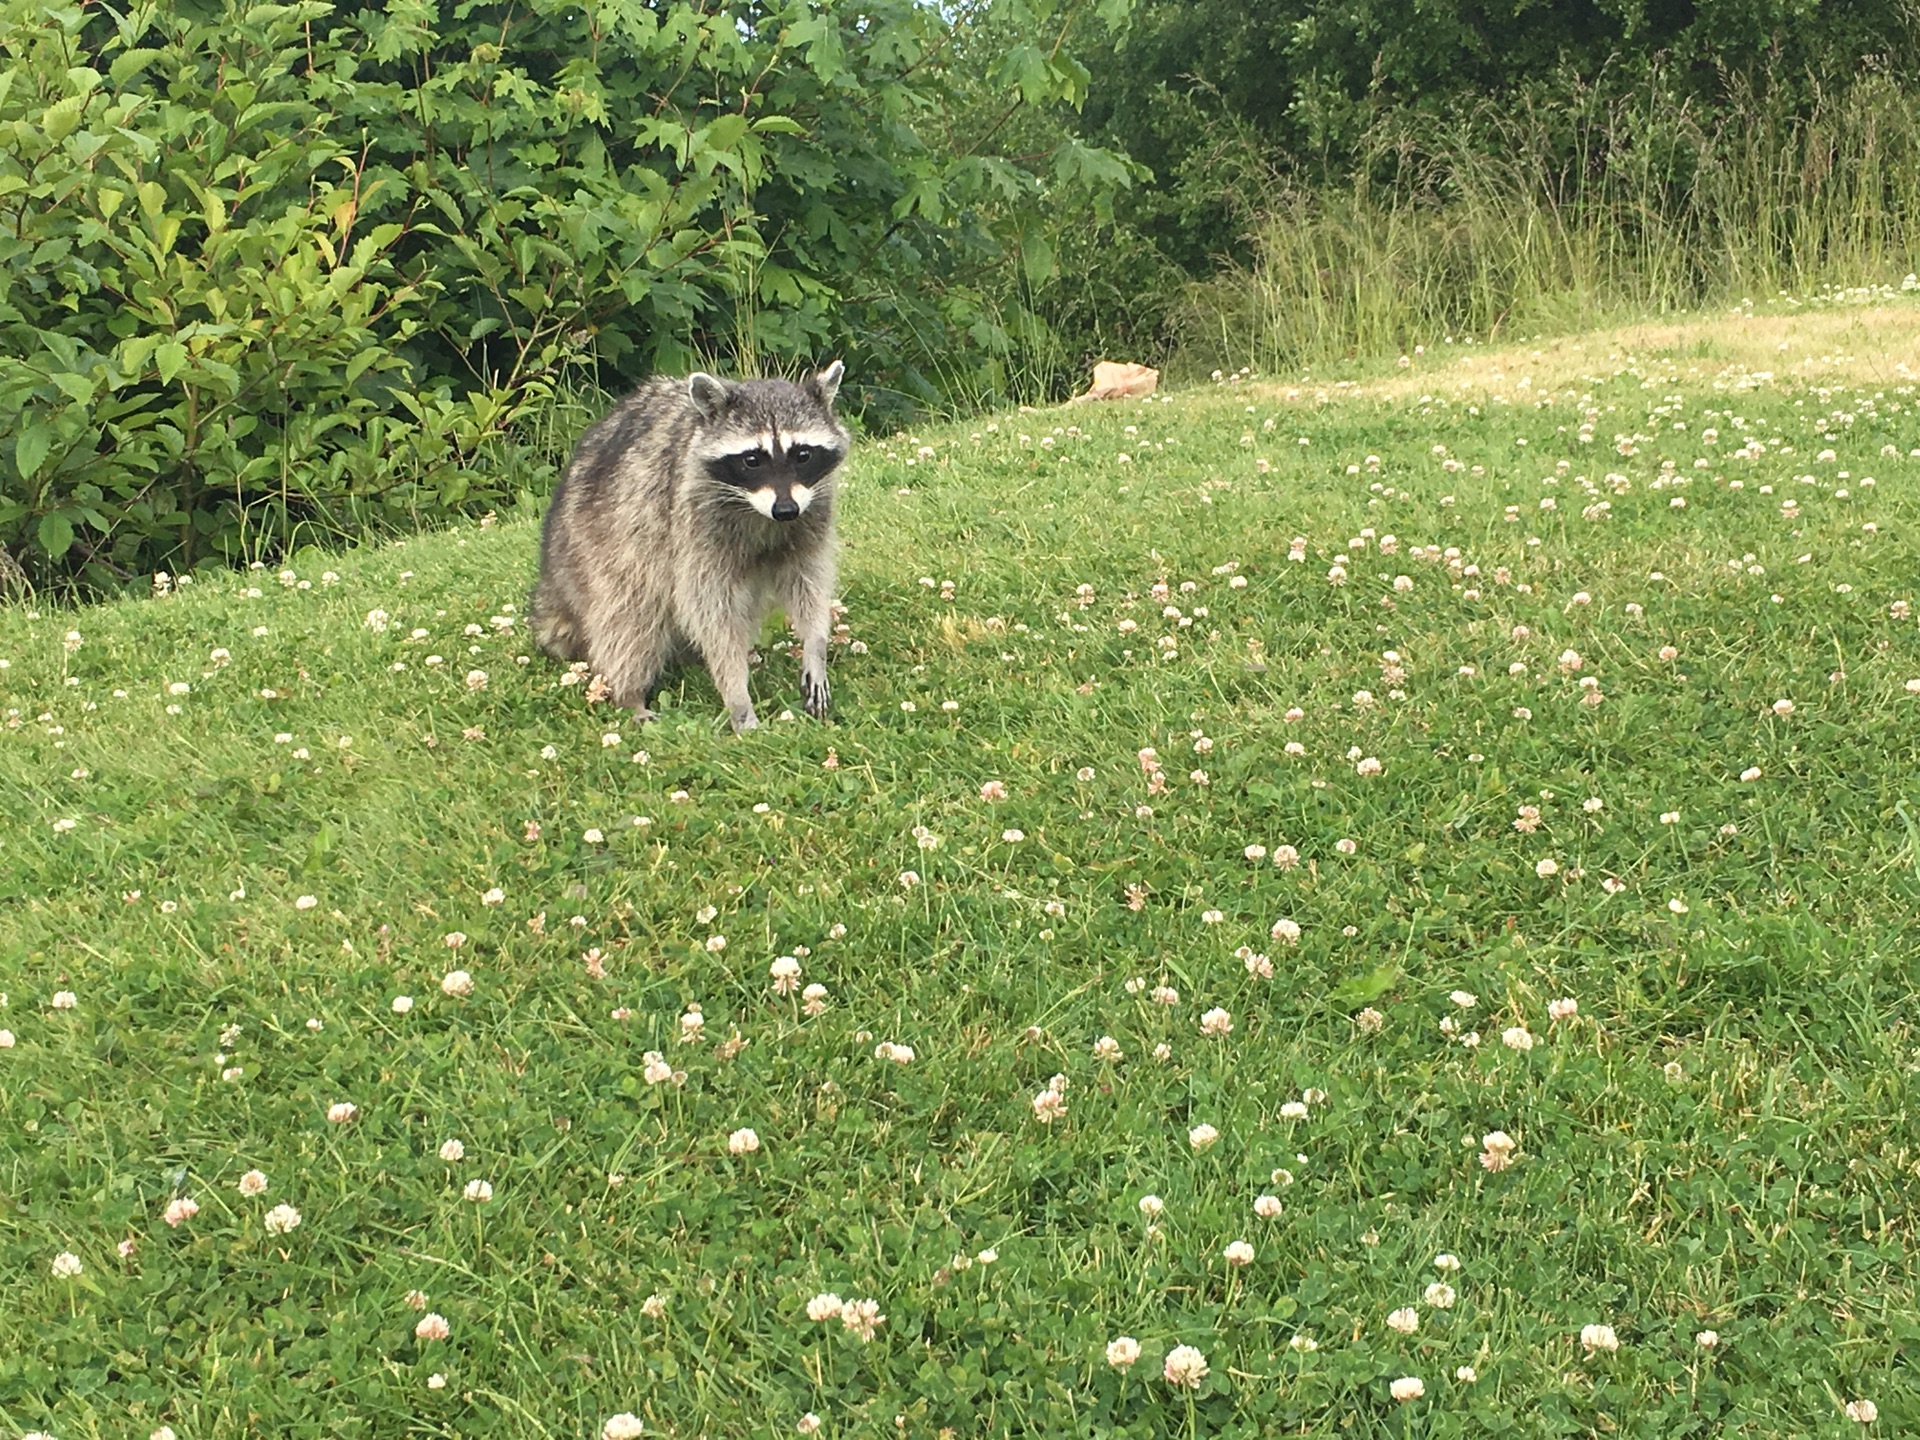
[264,1203,302,1235]
[1163,1344,1209,1389]
[806,1293,844,1322]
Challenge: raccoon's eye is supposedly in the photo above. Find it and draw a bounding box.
[792,445,813,465]
[742,450,764,469]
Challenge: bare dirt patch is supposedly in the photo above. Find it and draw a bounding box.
[1254,303,1920,405]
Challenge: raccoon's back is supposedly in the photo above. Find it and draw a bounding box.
[548,379,694,521]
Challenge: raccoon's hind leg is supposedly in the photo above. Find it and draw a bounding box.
[589,616,676,721]
[530,586,584,662]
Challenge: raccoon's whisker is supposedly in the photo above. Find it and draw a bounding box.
[711,489,771,517]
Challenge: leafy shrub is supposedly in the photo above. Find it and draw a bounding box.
[0,0,1133,591]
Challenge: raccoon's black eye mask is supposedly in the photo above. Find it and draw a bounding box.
[713,445,842,484]
[718,450,777,481]
[790,444,843,473]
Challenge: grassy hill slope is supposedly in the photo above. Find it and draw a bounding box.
[4,307,1920,1438]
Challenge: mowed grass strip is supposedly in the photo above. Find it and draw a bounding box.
[3,327,1919,1438]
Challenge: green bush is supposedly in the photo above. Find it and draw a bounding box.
[0,0,1133,592]
[0,0,495,589]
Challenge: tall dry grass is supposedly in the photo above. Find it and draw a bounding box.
[1178,74,1920,375]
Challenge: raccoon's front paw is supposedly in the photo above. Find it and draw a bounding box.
[801,669,831,719]
[729,705,760,734]
[632,704,657,723]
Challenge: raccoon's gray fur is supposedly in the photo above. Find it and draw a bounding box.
[530,362,849,732]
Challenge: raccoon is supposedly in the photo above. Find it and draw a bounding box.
[530,362,849,732]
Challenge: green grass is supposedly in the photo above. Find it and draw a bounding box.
[4,324,1920,1440]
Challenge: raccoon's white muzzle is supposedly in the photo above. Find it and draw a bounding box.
[747,484,814,520]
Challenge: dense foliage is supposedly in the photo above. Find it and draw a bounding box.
[0,0,1132,590]
[1075,0,1920,273]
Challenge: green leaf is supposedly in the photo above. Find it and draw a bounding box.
[344,349,382,385]
[108,48,166,86]
[15,423,53,481]
[37,510,75,559]
[117,334,160,377]
[41,93,88,144]
[303,823,334,874]
[700,114,749,153]
[1328,965,1401,1009]
[785,15,844,83]
[51,371,97,404]
[1019,230,1054,285]
[155,342,188,385]
[1007,45,1051,105]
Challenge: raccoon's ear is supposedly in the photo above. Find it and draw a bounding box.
[806,359,844,409]
[688,372,729,420]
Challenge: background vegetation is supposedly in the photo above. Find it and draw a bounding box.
[2,0,1919,589]
[0,0,1131,589]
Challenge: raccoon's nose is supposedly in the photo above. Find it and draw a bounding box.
[771,497,801,521]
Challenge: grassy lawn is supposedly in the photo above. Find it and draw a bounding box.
[4,305,1920,1439]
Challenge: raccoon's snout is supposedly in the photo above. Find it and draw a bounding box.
[745,483,814,521]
